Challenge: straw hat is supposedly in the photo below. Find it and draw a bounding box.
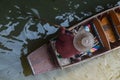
[73,26,94,52]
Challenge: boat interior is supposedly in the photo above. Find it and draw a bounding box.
[50,6,120,68]
[27,6,120,75]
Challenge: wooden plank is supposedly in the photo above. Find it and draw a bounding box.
[27,44,57,75]
[93,18,111,50]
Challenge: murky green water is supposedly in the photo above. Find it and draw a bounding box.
[0,0,120,78]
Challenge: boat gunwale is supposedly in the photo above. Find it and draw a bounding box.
[27,5,120,74]
[57,5,120,68]
[68,6,120,31]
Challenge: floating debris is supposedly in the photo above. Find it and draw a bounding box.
[31,8,40,19]
[95,5,104,12]
[83,1,87,4]
[74,4,80,9]
[14,5,20,10]
[80,11,92,17]
[6,16,11,20]
[0,24,3,28]
[8,10,12,13]
[107,4,113,8]
[53,7,59,10]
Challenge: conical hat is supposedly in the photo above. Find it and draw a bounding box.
[73,26,94,52]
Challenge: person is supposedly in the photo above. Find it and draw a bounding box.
[55,26,94,58]
[55,27,80,58]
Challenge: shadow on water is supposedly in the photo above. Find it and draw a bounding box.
[0,0,120,77]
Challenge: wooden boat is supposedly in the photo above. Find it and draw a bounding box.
[27,6,120,75]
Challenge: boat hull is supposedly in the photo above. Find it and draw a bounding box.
[27,6,120,75]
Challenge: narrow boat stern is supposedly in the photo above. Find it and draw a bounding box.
[27,44,59,75]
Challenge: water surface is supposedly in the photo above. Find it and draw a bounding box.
[0,0,120,79]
